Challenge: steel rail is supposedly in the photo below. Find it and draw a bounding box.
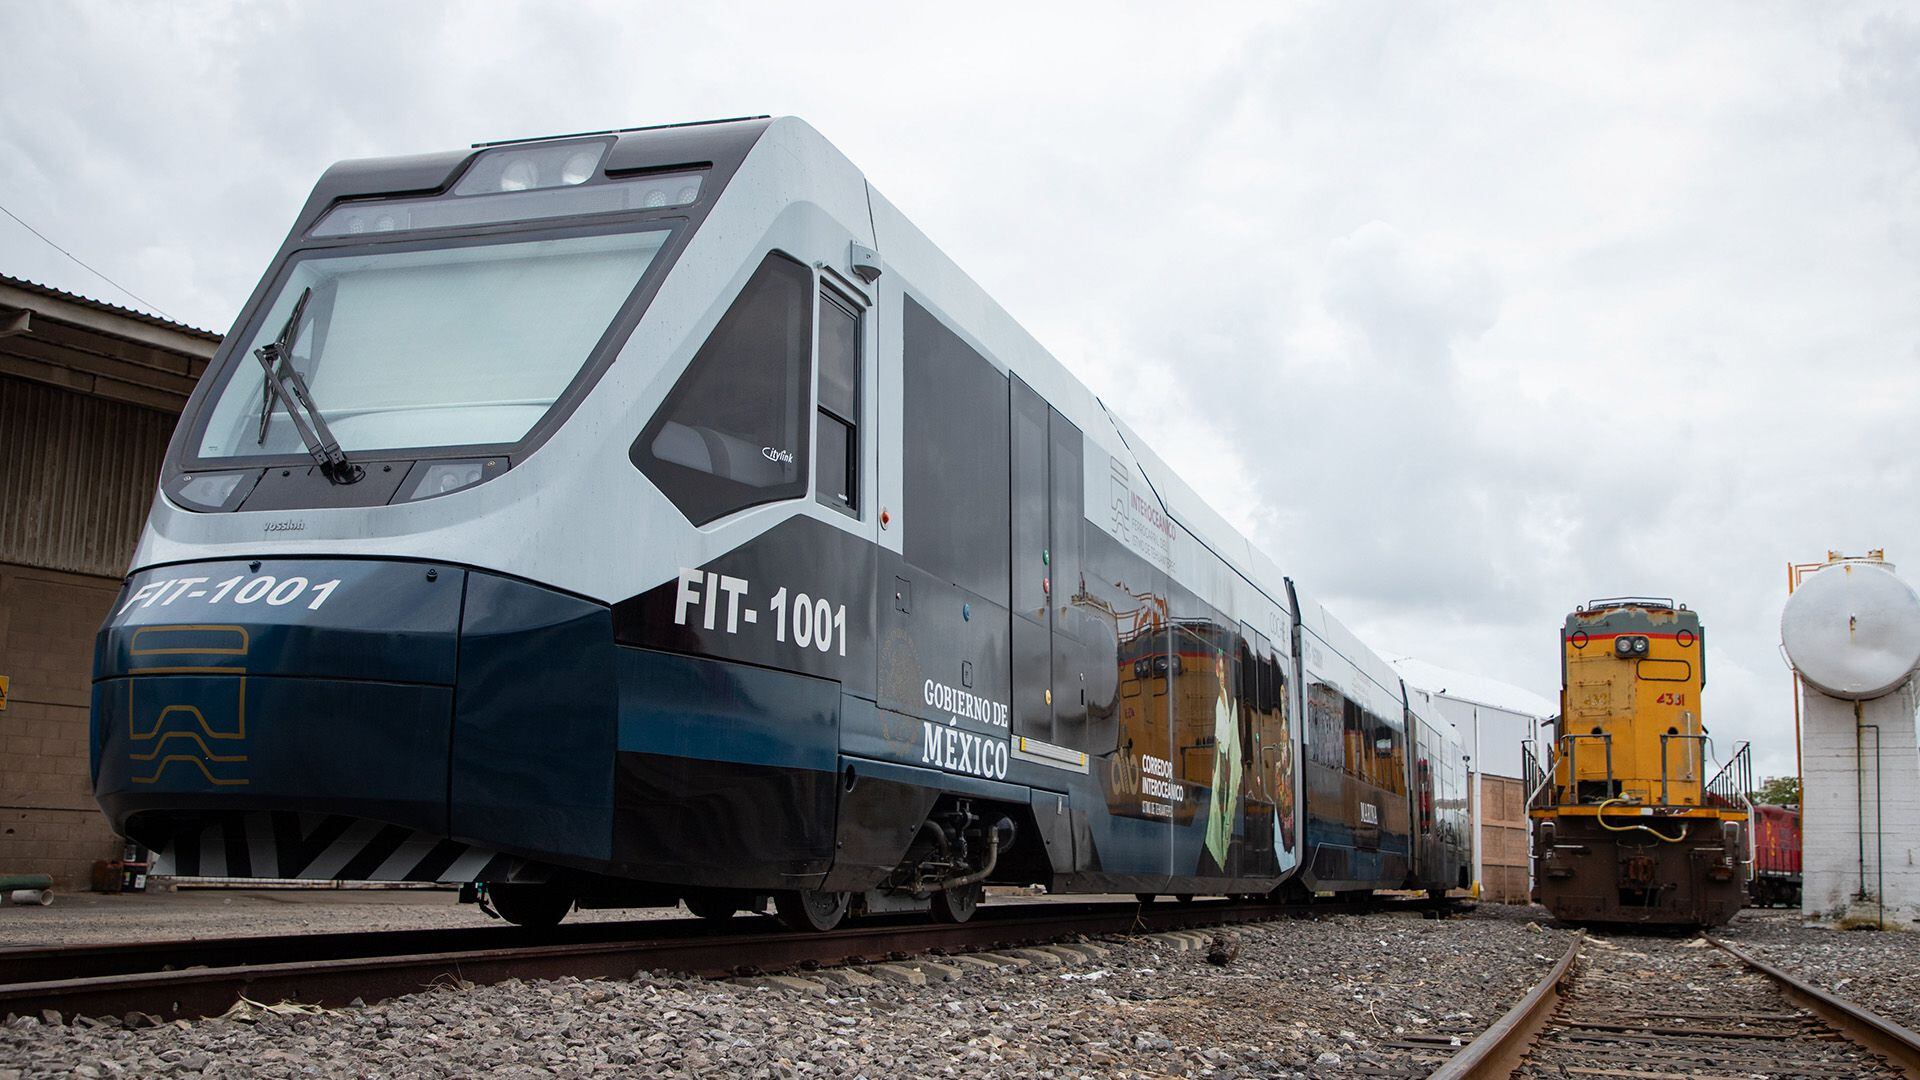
[1427,933,1920,1079]
[2,895,1447,1023]
[1426,936,1581,1079]
[1709,937,1920,1079]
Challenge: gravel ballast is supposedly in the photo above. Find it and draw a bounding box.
[0,905,1573,1078]
[1716,908,1920,1030]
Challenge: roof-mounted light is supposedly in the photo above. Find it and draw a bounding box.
[310,138,704,238]
[453,140,609,196]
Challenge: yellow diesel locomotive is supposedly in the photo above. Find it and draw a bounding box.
[1528,598,1751,926]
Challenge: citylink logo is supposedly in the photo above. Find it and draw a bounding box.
[761,446,794,463]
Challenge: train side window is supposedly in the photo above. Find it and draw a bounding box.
[633,252,813,525]
[815,290,859,515]
[902,296,1011,605]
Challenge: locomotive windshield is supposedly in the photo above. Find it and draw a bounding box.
[192,228,668,461]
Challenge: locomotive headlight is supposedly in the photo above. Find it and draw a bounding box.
[1633,636,1650,655]
[1615,637,1634,656]
[403,460,495,502]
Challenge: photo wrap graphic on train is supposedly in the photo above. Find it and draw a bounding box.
[1107,751,1189,819]
[919,680,1011,780]
[1095,452,1174,572]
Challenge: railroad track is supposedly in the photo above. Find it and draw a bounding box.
[1431,932,1920,1079]
[0,894,1451,1023]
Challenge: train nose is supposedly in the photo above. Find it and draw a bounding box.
[91,559,466,852]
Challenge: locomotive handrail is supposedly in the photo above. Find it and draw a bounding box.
[1552,732,1614,807]
[1580,595,1676,610]
[1522,742,1554,812]
[1658,732,1709,805]
[1704,741,1753,812]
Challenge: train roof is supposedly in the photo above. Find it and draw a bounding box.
[293,117,1311,643]
[854,123,1292,629]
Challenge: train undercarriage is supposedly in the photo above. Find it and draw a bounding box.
[1533,813,1746,928]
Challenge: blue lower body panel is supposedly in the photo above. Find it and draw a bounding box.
[611,648,839,888]
[90,558,859,891]
[94,674,453,840]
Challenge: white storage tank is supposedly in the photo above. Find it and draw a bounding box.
[1781,553,1920,928]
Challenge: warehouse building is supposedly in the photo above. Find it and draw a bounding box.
[1394,658,1553,904]
[0,274,219,890]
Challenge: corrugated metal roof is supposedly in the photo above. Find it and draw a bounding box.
[0,272,221,342]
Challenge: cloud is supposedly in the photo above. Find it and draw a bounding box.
[6,1,1918,786]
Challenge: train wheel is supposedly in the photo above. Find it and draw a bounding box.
[774,889,850,932]
[931,882,983,924]
[1135,893,1157,904]
[486,883,573,928]
[1174,894,1194,904]
[683,893,737,922]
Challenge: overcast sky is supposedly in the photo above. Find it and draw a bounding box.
[7,2,1917,783]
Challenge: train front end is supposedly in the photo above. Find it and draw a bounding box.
[1529,598,1750,927]
[89,123,774,917]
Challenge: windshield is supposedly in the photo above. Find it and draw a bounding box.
[195,229,668,461]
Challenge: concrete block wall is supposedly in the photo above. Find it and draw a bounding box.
[0,562,124,890]
[1801,681,1920,927]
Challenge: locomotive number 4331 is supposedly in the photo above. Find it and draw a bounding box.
[673,568,848,657]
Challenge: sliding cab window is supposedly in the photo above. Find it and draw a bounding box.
[635,252,813,526]
[815,290,859,516]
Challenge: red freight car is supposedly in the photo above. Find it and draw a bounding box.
[1748,803,1801,907]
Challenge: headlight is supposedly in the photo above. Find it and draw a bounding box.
[560,150,600,186]
[171,470,260,512]
[454,140,612,196]
[1615,637,1634,656]
[498,159,539,192]
[1633,636,1650,655]
[403,459,498,501]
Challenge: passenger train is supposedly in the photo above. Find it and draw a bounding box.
[90,116,1471,928]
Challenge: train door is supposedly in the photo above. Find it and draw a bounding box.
[1010,376,1102,762]
[1410,714,1436,885]
[869,295,1013,779]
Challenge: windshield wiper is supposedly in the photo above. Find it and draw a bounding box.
[253,287,362,484]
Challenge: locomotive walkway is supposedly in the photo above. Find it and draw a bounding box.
[1430,932,1920,1079]
[0,895,1450,1024]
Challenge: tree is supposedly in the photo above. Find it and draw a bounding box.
[1751,775,1801,807]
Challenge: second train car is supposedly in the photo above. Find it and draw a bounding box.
[89,116,1472,927]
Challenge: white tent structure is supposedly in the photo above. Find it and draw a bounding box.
[1394,658,1555,903]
